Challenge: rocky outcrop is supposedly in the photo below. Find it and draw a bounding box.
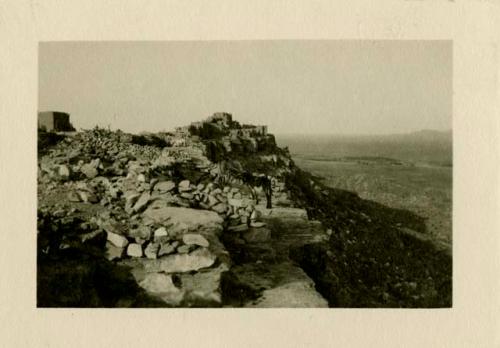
[37,114,289,307]
[37,112,451,308]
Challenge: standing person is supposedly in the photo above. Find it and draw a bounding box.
[262,175,273,209]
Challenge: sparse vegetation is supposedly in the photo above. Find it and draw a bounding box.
[285,167,451,307]
[188,122,228,140]
[37,114,452,308]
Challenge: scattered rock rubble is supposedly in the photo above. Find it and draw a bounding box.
[38,112,451,308]
[37,114,319,307]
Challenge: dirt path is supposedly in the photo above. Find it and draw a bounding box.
[222,206,329,307]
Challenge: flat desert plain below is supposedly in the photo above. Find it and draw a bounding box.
[276,130,452,247]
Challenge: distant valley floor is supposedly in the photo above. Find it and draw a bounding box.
[292,156,452,246]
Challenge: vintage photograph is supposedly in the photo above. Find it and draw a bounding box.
[37,40,452,308]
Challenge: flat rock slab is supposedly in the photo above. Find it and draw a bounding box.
[235,262,328,308]
[143,206,223,236]
[225,209,330,308]
[154,181,175,193]
[143,247,216,273]
[242,227,271,243]
[133,192,151,212]
[262,216,327,260]
[139,273,184,307]
[180,264,228,307]
[245,281,328,308]
[267,207,308,219]
[183,233,210,247]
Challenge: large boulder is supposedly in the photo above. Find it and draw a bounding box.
[144,247,216,273]
[242,227,272,243]
[180,264,228,307]
[138,273,184,306]
[245,281,328,308]
[142,206,223,236]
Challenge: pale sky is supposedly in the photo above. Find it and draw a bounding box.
[39,40,452,135]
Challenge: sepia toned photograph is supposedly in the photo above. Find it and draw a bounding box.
[37,40,452,308]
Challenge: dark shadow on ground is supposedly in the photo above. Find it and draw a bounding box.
[36,212,165,308]
[37,247,166,307]
[284,168,452,308]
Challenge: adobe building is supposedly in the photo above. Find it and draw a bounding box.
[38,111,75,132]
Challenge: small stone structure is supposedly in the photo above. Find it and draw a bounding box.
[206,112,232,127]
[38,111,75,132]
[188,112,267,137]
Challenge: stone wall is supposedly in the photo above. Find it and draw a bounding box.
[38,111,74,132]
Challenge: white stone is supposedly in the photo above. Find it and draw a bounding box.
[143,206,223,236]
[138,273,184,306]
[145,248,216,273]
[178,180,190,190]
[228,198,243,208]
[154,227,169,240]
[132,191,151,212]
[139,273,180,294]
[227,224,249,232]
[177,245,192,254]
[207,195,219,207]
[127,243,143,257]
[58,165,71,179]
[144,242,160,259]
[81,163,98,178]
[106,231,129,248]
[182,233,210,247]
[124,191,141,205]
[154,181,175,193]
[269,207,308,219]
[250,221,266,228]
[180,192,194,200]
